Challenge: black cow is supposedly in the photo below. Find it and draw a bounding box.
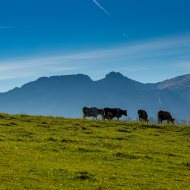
[138,109,149,123]
[82,107,104,119]
[104,108,127,120]
[157,110,174,124]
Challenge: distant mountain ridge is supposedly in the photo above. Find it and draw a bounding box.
[0,72,189,120]
[157,74,190,107]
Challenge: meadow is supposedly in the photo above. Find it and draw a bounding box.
[0,113,189,190]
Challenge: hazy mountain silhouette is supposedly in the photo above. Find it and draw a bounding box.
[0,72,189,120]
[157,74,190,106]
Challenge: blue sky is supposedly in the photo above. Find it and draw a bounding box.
[0,0,190,92]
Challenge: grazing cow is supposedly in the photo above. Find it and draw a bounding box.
[138,109,149,123]
[157,110,174,124]
[104,108,127,120]
[82,107,104,119]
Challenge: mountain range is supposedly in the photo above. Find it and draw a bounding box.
[0,72,189,120]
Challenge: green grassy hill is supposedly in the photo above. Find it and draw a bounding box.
[0,113,189,190]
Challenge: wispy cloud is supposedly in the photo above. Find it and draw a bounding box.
[175,61,190,70]
[0,57,79,80]
[92,0,111,16]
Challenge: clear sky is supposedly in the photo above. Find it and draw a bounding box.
[0,0,190,92]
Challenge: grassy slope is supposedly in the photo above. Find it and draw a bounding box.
[0,113,189,190]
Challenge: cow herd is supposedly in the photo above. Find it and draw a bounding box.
[82,107,175,124]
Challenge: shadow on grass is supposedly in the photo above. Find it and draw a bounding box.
[75,171,96,181]
[114,152,141,159]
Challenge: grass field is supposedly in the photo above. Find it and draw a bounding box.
[0,113,189,190]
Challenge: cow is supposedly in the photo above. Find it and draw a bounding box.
[82,107,104,119]
[157,110,174,124]
[104,108,127,120]
[138,109,149,123]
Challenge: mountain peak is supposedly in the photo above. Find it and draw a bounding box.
[105,72,125,80]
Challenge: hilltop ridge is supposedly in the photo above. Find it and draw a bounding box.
[0,113,189,189]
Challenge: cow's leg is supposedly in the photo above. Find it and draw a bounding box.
[108,114,112,120]
[106,112,111,120]
[169,119,173,124]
